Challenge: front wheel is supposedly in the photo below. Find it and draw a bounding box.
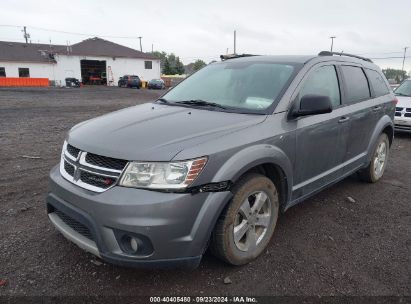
[210,173,279,265]
[358,133,390,183]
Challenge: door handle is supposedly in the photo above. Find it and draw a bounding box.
[338,116,350,123]
[372,106,382,112]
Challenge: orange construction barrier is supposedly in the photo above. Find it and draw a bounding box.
[0,77,49,87]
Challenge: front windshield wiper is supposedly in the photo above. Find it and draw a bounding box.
[395,92,411,97]
[175,99,227,110]
[156,98,169,103]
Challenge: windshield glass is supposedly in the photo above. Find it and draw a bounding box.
[395,80,411,96]
[162,60,298,113]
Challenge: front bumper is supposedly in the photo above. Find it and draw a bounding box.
[394,117,411,133]
[47,165,232,268]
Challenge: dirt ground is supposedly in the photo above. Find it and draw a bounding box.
[0,87,410,297]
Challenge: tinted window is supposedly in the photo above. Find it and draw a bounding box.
[300,65,341,107]
[145,61,152,69]
[394,80,411,96]
[0,67,5,77]
[163,61,297,112]
[366,69,390,97]
[341,66,370,103]
[18,68,30,78]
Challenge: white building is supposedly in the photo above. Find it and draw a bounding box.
[0,37,160,86]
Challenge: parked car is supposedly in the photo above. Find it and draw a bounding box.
[47,51,395,268]
[65,77,81,88]
[394,79,411,132]
[148,79,165,89]
[118,75,141,88]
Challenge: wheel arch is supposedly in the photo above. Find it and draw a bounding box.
[211,144,293,211]
[366,115,394,162]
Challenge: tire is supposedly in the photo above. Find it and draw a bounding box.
[210,173,279,265]
[358,133,390,183]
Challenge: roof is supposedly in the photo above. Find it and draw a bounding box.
[0,41,63,63]
[56,37,156,59]
[219,55,316,64]
[0,37,157,63]
[218,54,378,68]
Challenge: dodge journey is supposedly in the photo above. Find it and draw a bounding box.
[47,51,395,268]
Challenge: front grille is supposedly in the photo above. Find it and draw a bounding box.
[395,112,401,116]
[54,209,93,241]
[405,113,411,118]
[66,144,80,158]
[60,142,127,192]
[396,107,403,111]
[85,153,127,171]
[406,108,411,112]
[80,171,115,189]
[64,161,75,176]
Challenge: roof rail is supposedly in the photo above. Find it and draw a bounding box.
[220,53,258,61]
[318,51,373,63]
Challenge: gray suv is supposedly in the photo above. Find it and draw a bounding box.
[47,51,395,268]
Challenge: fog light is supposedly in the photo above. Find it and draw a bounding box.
[114,230,154,256]
[130,237,139,252]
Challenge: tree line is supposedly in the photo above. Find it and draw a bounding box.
[152,51,206,75]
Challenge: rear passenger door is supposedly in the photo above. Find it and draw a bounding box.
[338,65,378,169]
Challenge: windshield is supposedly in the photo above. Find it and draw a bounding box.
[161,60,298,113]
[395,80,411,96]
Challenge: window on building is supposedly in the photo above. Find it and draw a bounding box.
[341,66,371,104]
[366,69,390,97]
[144,61,152,69]
[0,67,5,77]
[18,68,30,78]
[299,65,341,108]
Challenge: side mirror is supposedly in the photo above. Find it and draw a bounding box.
[295,94,333,117]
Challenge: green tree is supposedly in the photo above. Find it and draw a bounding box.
[155,51,186,75]
[192,59,206,72]
[175,57,185,75]
[163,57,172,75]
[382,68,407,83]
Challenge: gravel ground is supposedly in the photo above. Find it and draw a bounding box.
[0,87,410,297]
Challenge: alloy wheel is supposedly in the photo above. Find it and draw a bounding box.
[233,191,272,252]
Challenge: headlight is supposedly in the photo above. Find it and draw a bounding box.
[119,157,207,190]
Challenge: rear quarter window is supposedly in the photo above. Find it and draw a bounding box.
[340,65,371,104]
[366,69,390,97]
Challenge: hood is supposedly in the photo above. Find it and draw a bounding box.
[397,95,411,108]
[67,103,266,161]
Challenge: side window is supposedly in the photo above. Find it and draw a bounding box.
[0,67,5,77]
[18,68,30,78]
[340,66,370,103]
[366,69,390,97]
[300,65,341,108]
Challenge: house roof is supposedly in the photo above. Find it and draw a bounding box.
[0,37,157,63]
[0,41,62,63]
[62,37,156,59]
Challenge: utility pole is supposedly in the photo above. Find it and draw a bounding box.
[401,47,409,79]
[151,43,153,53]
[233,30,237,54]
[330,36,336,52]
[138,36,143,52]
[22,26,30,44]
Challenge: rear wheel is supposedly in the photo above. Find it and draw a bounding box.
[210,173,279,265]
[358,133,390,183]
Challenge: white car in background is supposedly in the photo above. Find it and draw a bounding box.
[394,80,411,133]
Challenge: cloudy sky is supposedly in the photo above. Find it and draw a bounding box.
[1,0,410,71]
